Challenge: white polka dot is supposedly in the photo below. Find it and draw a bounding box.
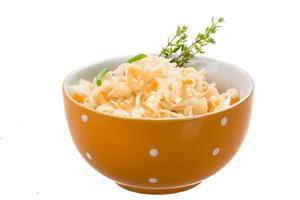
[148,178,158,183]
[220,116,228,126]
[212,148,220,156]
[81,114,88,123]
[86,152,92,160]
[149,149,159,157]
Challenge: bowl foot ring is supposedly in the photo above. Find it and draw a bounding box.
[116,182,200,195]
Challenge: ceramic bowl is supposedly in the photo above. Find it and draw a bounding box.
[63,56,254,194]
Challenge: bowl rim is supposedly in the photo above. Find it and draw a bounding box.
[63,55,254,121]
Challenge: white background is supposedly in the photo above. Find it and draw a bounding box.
[1,0,300,199]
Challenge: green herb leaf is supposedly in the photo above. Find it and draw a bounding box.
[127,53,147,63]
[159,25,188,59]
[96,68,109,86]
[159,17,225,67]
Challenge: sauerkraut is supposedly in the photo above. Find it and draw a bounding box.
[69,56,239,118]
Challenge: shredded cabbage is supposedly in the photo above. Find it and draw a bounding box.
[69,56,239,118]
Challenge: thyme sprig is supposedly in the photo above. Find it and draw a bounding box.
[159,25,188,60]
[160,17,225,67]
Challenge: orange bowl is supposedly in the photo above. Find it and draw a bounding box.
[63,56,254,194]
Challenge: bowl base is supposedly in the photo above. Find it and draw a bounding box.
[116,182,200,195]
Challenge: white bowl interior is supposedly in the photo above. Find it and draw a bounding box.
[64,56,254,99]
